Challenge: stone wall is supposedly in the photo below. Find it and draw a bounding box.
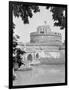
[30,33,61,44]
[22,45,60,52]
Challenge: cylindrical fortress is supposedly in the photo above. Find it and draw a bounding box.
[30,25,62,45]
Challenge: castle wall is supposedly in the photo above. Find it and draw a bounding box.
[30,34,61,44]
[22,45,60,52]
[21,24,64,64]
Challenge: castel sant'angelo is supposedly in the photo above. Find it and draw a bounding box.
[19,22,64,63]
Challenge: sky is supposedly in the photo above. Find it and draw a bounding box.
[13,6,65,43]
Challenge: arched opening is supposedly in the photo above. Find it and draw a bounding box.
[36,53,39,59]
[27,54,32,61]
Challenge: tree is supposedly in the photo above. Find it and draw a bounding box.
[11,2,40,24]
[11,2,66,29]
[10,2,39,80]
[13,33,26,70]
[46,6,66,29]
[11,2,40,69]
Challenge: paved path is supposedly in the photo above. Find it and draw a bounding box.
[13,64,65,86]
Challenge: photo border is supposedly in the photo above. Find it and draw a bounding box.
[9,1,67,89]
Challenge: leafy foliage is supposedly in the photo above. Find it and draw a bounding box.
[46,6,66,29]
[11,2,40,24]
[11,3,40,67]
[11,2,66,29]
[10,2,40,71]
[13,34,26,68]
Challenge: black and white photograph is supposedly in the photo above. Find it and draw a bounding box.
[9,1,67,89]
